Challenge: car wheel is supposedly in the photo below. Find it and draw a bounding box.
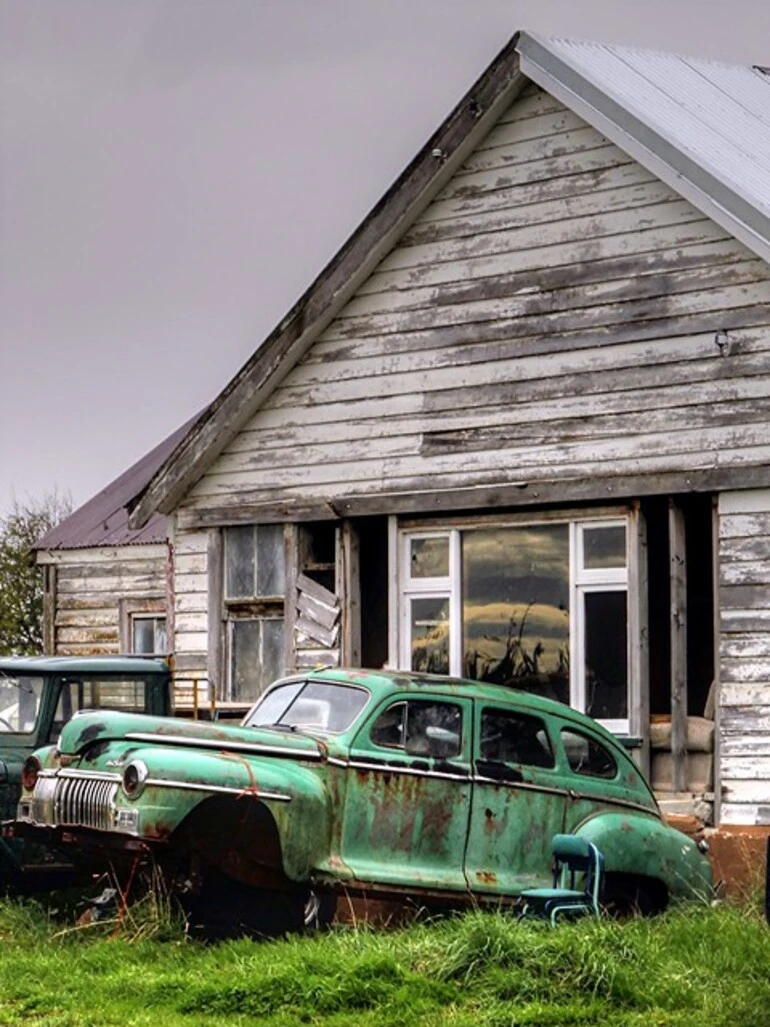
[303,889,336,931]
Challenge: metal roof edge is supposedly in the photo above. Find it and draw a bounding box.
[128,36,527,530]
[517,31,770,266]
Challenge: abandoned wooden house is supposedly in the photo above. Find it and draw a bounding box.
[45,33,770,848]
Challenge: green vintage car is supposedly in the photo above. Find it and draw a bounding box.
[12,669,712,930]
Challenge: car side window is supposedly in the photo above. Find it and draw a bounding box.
[561,728,617,779]
[480,708,555,769]
[371,700,462,759]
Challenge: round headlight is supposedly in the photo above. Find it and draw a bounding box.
[122,760,149,799]
[21,755,41,792]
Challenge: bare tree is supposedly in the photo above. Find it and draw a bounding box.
[0,491,72,655]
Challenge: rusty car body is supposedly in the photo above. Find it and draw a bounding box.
[0,655,171,892]
[12,668,712,929]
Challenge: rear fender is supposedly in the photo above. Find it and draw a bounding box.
[574,812,713,902]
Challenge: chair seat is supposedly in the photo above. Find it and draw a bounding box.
[520,887,585,901]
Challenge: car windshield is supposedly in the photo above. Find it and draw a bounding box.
[0,674,45,733]
[245,680,369,734]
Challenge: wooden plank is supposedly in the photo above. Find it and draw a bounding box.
[296,572,337,607]
[719,803,770,826]
[719,513,770,540]
[297,592,339,631]
[296,616,340,649]
[178,465,770,531]
[720,634,770,659]
[457,125,609,177]
[721,609,770,633]
[419,161,655,224]
[721,682,770,704]
[402,179,679,247]
[295,648,340,669]
[721,659,770,684]
[669,501,688,793]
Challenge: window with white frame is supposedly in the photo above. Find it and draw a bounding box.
[398,517,629,732]
[223,524,286,702]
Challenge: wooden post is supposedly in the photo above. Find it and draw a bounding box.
[207,529,224,701]
[284,524,299,673]
[629,502,650,776]
[338,520,361,666]
[669,500,688,793]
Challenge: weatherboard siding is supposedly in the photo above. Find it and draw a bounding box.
[46,545,167,656]
[181,80,770,512]
[718,492,770,826]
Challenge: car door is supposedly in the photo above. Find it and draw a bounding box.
[340,694,473,892]
[464,702,568,896]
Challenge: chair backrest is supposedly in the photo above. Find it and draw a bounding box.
[551,834,603,905]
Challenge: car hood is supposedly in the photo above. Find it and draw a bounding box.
[57,710,326,762]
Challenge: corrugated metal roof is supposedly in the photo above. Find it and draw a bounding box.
[517,33,770,263]
[35,414,199,551]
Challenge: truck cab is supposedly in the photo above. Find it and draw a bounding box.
[0,655,171,892]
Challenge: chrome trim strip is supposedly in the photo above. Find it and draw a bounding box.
[474,775,567,798]
[144,777,291,802]
[40,768,121,783]
[347,760,470,783]
[568,791,659,816]
[125,732,322,761]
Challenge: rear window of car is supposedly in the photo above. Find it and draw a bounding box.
[561,728,617,779]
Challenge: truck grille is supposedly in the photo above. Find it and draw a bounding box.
[31,773,119,831]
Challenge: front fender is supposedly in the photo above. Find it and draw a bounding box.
[116,746,330,881]
[574,811,713,902]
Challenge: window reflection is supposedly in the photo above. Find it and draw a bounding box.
[410,537,449,578]
[410,597,450,675]
[462,526,569,704]
[583,525,626,569]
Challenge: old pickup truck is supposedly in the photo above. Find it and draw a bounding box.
[12,668,712,932]
[0,655,171,892]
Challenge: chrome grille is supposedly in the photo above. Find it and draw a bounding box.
[30,773,118,831]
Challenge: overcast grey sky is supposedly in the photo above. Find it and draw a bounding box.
[2,0,769,514]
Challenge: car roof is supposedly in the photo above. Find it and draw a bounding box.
[0,655,170,676]
[302,667,622,743]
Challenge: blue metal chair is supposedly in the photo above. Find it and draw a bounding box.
[519,834,604,925]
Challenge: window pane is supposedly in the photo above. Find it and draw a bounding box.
[0,675,44,733]
[132,616,166,654]
[462,525,569,704]
[256,524,285,596]
[261,617,285,686]
[371,702,406,748]
[480,708,554,768]
[561,729,617,779]
[410,537,449,578]
[584,591,627,720]
[410,597,450,675]
[246,681,303,725]
[230,619,261,700]
[225,526,256,598]
[583,525,626,569]
[405,701,461,758]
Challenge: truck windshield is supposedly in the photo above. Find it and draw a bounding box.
[0,675,44,733]
[245,681,369,734]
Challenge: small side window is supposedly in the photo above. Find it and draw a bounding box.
[561,729,617,779]
[371,700,462,759]
[480,708,554,769]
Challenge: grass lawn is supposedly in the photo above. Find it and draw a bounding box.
[0,896,768,1027]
